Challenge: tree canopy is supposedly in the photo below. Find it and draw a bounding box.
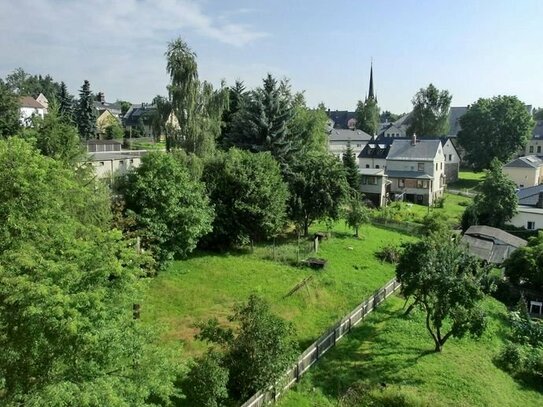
[0,79,20,138]
[355,98,379,136]
[5,67,63,102]
[342,140,360,192]
[461,158,518,230]
[118,151,214,264]
[0,138,180,405]
[396,235,488,352]
[407,83,452,136]
[458,96,535,170]
[75,80,97,140]
[202,149,288,248]
[504,232,543,290]
[287,152,349,235]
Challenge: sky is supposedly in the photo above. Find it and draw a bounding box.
[1,0,542,113]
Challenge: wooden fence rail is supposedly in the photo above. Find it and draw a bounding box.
[240,277,402,407]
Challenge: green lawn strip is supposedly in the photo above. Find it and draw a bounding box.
[279,296,543,407]
[142,223,413,355]
[448,170,485,191]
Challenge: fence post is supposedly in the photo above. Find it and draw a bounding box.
[348,315,352,332]
[333,327,337,344]
[315,343,319,360]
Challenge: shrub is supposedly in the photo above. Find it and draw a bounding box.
[183,351,229,407]
[496,342,525,373]
[375,244,402,264]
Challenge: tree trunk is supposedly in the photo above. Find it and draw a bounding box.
[355,226,359,238]
[403,302,416,316]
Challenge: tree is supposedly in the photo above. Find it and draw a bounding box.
[75,80,97,140]
[288,152,349,235]
[0,138,180,405]
[504,232,543,290]
[117,151,214,264]
[165,37,228,155]
[407,83,452,136]
[288,93,329,155]
[342,140,360,192]
[5,68,63,102]
[0,79,20,138]
[183,351,229,407]
[197,295,297,400]
[58,81,74,123]
[105,121,125,140]
[202,149,288,248]
[458,96,535,170]
[355,98,380,136]
[380,110,400,123]
[534,108,543,121]
[461,158,518,230]
[345,195,370,238]
[396,236,487,352]
[219,80,247,148]
[226,74,296,173]
[21,106,83,164]
[117,100,132,116]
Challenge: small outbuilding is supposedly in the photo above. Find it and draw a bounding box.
[461,225,527,265]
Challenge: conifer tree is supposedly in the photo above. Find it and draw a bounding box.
[58,81,73,123]
[75,80,96,140]
[342,140,360,192]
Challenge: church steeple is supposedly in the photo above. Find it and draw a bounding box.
[367,61,375,101]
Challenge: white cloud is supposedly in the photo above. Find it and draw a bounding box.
[0,0,267,101]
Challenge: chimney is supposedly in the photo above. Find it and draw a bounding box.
[537,191,543,208]
[411,133,417,145]
[97,92,105,104]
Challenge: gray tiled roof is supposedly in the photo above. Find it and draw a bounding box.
[326,110,357,129]
[504,155,543,169]
[328,129,372,142]
[387,139,441,161]
[384,170,433,180]
[464,225,527,249]
[517,185,543,206]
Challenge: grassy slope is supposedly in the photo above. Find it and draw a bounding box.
[279,296,543,407]
[448,170,485,191]
[142,223,414,354]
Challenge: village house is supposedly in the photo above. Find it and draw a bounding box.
[328,129,373,160]
[358,168,388,207]
[19,96,47,126]
[503,155,543,188]
[524,120,543,157]
[509,185,543,231]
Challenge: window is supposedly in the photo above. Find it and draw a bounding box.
[417,163,424,172]
[398,179,405,187]
[416,180,429,189]
[530,146,534,153]
[368,176,377,185]
[119,160,124,165]
[538,146,542,154]
[440,162,443,170]
[435,162,438,171]
[99,161,104,166]
[356,144,362,147]
[375,164,380,169]
[365,164,370,168]
[527,221,536,230]
[448,154,452,161]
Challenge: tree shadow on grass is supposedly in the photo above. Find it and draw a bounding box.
[302,304,431,400]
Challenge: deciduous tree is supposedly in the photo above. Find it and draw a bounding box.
[504,232,543,290]
[356,98,379,136]
[202,149,288,248]
[396,236,487,352]
[458,96,535,170]
[345,195,370,238]
[118,151,214,264]
[0,79,20,138]
[408,83,451,136]
[183,351,229,407]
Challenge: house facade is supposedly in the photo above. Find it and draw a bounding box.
[358,138,391,170]
[385,136,445,206]
[89,151,144,181]
[509,185,543,230]
[503,155,543,188]
[359,168,388,207]
[19,96,46,126]
[525,120,543,157]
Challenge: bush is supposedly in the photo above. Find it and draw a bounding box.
[375,244,402,264]
[433,196,446,208]
[183,351,229,407]
[496,342,525,373]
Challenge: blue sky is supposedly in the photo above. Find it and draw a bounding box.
[1,0,542,112]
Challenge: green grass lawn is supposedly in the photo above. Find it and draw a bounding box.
[448,170,486,191]
[279,296,543,407]
[142,223,415,355]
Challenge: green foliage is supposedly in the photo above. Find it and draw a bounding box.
[504,232,543,290]
[408,83,452,136]
[288,95,329,154]
[342,140,360,192]
[0,138,181,406]
[76,79,97,140]
[105,120,125,140]
[225,74,296,173]
[165,37,228,156]
[118,151,214,264]
[461,159,518,230]
[21,106,83,164]
[202,149,288,247]
[287,152,349,235]
[375,243,403,264]
[355,98,380,136]
[419,213,451,239]
[0,79,20,137]
[345,195,370,237]
[197,295,298,400]
[396,235,488,351]
[220,80,247,148]
[380,110,400,123]
[458,96,535,170]
[5,67,63,102]
[183,351,229,407]
[118,100,132,116]
[58,81,74,123]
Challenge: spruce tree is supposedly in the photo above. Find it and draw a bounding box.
[75,80,96,140]
[58,81,73,123]
[342,140,360,192]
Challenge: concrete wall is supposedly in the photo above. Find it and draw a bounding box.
[92,156,141,180]
[358,157,386,169]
